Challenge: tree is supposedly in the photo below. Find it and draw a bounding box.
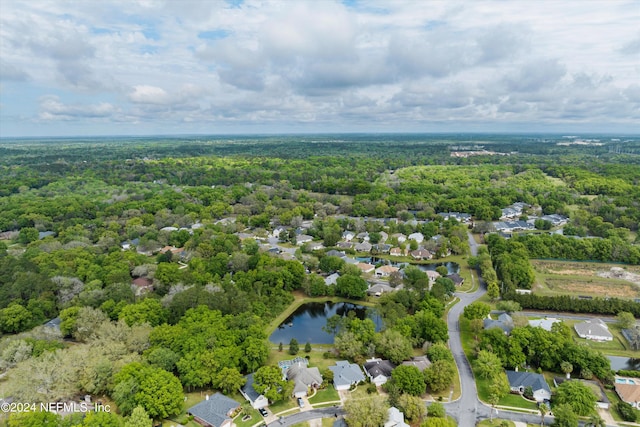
[344,395,389,427]
[111,363,183,419]
[375,329,413,364]
[475,350,502,379]
[214,367,246,395]
[18,227,39,244]
[551,403,579,427]
[585,414,606,427]
[289,338,299,355]
[427,402,445,418]
[421,418,456,427]
[424,360,455,392]
[7,411,61,427]
[469,318,484,340]
[554,380,597,416]
[397,394,426,422]
[253,365,291,403]
[539,402,549,426]
[487,281,500,300]
[391,365,426,396]
[81,411,123,427]
[616,401,638,422]
[435,266,449,277]
[336,274,368,299]
[0,304,33,333]
[319,256,346,273]
[305,341,312,353]
[617,311,636,329]
[560,361,573,379]
[463,302,491,320]
[426,343,453,363]
[495,300,521,313]
[125,406,153,427]
[119,298,167,327]
[334,330,364,360]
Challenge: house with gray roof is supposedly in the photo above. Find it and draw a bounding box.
[506,370,551,402]
[187,393,239,427]
[239,373,268,409]
[385,407,410,427]
[325,273,340,286]
[354,241,372,252]
[574,319,613,341]
[401,356,431,372]
[329,360,365,391]
[484,313,514,335]
[286,363,323,398]
[367,283,394,297]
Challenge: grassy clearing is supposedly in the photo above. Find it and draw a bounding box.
[267,347,337,372]
[531,260,640,300]
[557,319,639,357]
[477,420,516,427]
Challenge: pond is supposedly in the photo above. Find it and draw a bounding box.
[608,356,640,372]
[354,257,460,274]
[269,301,382,345]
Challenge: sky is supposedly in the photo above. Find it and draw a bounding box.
[0,0,639,137]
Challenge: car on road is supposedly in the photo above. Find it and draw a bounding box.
[297,397,304,408]
[258,407,268,417]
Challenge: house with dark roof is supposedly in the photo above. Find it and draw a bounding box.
[329,360,365,391]
[187,393,239,427]
[484,313,514,335]
[364,358,396,386]
[239,373,268,409]
[446,273,464,287]
[506,370,551,402]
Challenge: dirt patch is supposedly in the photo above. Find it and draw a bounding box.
[597,267,640,286]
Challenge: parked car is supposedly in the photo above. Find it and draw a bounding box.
[258,407,268,417]
[297,397,304,408]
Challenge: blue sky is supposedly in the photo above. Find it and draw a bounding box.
[1,0,639,137]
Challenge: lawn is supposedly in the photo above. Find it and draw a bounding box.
[477,420,515,427]
[560,319,638,357]
[309,386,340,405]
[267,347,336,373]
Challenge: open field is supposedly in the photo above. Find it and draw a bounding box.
[531,260,640,300]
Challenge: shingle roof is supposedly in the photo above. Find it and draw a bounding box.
[506,371,550,394]
[188,393,239,427]
[364,359,396,378]
[329,361,365,387]
[401,356,431,372]
[241,373,260,402]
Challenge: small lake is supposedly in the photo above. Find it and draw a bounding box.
[269,302,382,344]
[608,356,640,372]
[355,257,460,275]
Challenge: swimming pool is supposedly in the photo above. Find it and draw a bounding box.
[615,378,637,385]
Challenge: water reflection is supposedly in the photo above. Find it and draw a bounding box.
[269,301,382,344]
[608,356,640,372]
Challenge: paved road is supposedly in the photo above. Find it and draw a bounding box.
[268,407,345,427]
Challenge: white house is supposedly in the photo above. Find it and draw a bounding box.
[407,232,424,243]
[574,319,613,341]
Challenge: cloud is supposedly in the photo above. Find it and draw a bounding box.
[0,62,30,81]
[39,96,118,120]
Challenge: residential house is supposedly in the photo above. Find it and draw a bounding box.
[438,212,472,224]
[390,247,406,257]
[296,234,313,245]
[286,363,323,398]
[121,238,140,250]
[426,271,440,287]
[337,242,354,249]
[325,273,340,286]
[391,233,407,243]
[354,241,372,252]
[528,317,560,332]
[385,407,410,427]
[329,361,365,391]
[373,243,392,253]
[408,232,424,243]
[401,356,431,372]
[342,231,356,242]
[306,241,324,251]
[447,273,464,287]
[506,371,551,402]
[378,231,389,243]
[367,283,394,297]
[356,263,375,274]
[614,376,640,408]
[574,319,613,341]
[272,226,288,239]
[364,358,396,386]
[239,373,268,409]
[326,250,346,258]
[131,277,154,295]
[375,265,399,277]
[484,313,514,335]
[356,232,370,241]
[410,249,432,260]
[187,393,239,427]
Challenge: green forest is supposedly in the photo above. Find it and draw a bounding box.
[1,134,639,425]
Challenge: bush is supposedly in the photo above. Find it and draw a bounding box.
[366,383,378,394]
[617,401,638,422]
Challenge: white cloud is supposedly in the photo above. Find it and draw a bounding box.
[0,0,638,136]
